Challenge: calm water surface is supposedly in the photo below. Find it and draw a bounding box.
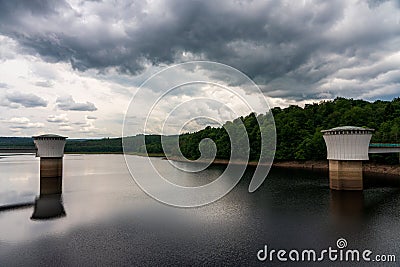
[0,154,400,266]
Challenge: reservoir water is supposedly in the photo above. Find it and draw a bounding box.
[1,154,399,266]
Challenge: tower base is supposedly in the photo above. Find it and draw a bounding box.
[329,160,363,190]
[40,158,63,195]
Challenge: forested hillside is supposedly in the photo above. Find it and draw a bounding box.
[175,97,400,163]
[1,98,400,163]
[0,137,35,147]
[273,97,400,162]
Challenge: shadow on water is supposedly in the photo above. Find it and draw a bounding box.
[0,202,34,212]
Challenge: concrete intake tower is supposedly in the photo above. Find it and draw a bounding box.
[321,126,374,190]
[33,134,67,195]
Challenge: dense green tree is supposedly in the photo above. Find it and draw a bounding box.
[2,97,400,164]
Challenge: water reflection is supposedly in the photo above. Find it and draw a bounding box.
[31,194,66,220]
[329,190,364,219]
[1,155,400,266]
[31,175,66,220]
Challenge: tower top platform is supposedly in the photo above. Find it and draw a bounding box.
[321,126,374,160]
[33,134,67,140]
[321,126,374,135]
[33,134,67,158]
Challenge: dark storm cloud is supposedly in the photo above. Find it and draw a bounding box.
[4,91,48,107]
[0,0,399,101]
[0,0,323,76]
[367,0,400,7]
[56,95,97,111]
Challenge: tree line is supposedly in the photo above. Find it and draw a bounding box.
[156,97,400,164]
[1,97,400,164]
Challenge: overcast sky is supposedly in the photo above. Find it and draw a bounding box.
[0,0,399,137]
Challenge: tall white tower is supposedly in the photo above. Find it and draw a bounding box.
[33,134,67,195]
[321,126,374,190]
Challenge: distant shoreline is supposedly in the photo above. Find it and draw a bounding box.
[164,156,400,177]
[65,152,165,157]
[6,151,399,177]
[274,160,400,177]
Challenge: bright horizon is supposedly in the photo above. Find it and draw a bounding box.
[0,96,398,139]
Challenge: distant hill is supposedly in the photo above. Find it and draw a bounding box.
[173,97,400,164]
[0,135,161,154]
[1,97,400,164]
[0,137,35,148]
